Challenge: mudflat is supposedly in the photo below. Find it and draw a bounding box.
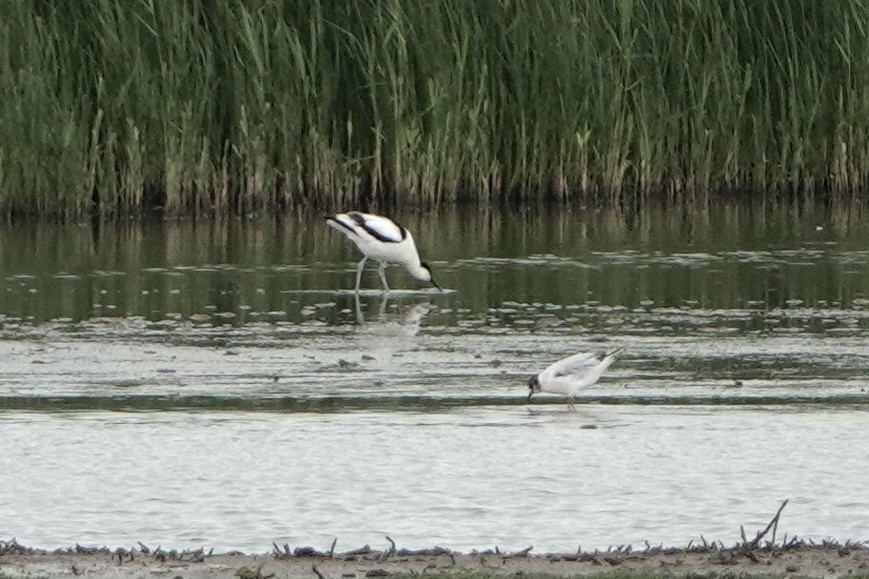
[2,540,868,579]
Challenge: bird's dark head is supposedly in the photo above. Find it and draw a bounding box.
[419,261,442,291]
[527,375,541,401]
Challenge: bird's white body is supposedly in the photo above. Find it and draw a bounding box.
[325,212,438,292]
[528,348,623,409]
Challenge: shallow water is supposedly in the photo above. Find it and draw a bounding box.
[1,203,868,552]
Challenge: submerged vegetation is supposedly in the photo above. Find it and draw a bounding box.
[1,0,867,218]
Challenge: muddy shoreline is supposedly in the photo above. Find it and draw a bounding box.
[3,538,868,578]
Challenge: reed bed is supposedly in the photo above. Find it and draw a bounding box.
[0,0,867,219]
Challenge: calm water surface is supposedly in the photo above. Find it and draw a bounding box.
[1,203,868,552]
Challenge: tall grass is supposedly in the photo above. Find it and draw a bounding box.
[0,0,867,219]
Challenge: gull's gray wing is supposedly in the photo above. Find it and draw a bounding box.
[549,351,603,378]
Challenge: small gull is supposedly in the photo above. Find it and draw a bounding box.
[527,347,624,410]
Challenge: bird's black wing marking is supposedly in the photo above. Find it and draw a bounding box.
[351,213,407,243]
[348,213,367,228]
[326,215,357,236]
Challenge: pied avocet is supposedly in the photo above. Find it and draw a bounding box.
[325,211,440,292]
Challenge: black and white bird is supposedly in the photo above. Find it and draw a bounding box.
[527,347,624,410]
[325,211,440,292]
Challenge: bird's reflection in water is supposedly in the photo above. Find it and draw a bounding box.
[354,293,433,337]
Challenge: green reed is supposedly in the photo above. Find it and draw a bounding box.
[0,0,866,219]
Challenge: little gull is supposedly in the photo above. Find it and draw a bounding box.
[325,211,440,292]
[527,347,624,410]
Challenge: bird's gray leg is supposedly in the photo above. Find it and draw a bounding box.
[378,261,390,293]
[567,396,576,411]
[355,257,368,292]
[378,293,389,320]
[354,292,364,324]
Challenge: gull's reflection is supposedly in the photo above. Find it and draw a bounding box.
[354,293,433,337]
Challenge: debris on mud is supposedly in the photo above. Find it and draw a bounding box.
[3,503,868,578]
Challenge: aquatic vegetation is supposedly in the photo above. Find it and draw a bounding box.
[0,1,867,219]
